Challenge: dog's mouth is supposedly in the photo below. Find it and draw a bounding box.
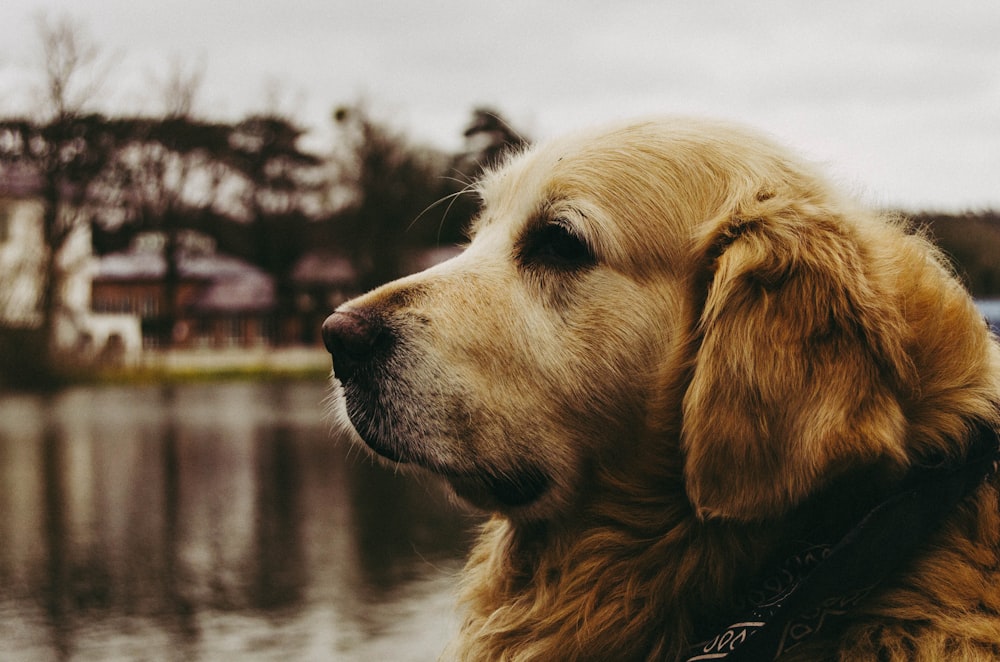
[338,386,411,463]
[334,365,555,511]
[360,430,553,509]
[442,465,552,509]
[337,383,552,508]
[361,437,552,509]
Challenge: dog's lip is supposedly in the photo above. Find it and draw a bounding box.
[350,420,554,508]
[352,431,552,509]
[439,463,552,508]
[335,378,551,509]
[348,413,553,508]
[349,418,412,464]
[334,376,410,462]
[338,402,409,464]
[364,438,410,464]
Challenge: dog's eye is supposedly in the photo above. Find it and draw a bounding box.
[520,221,595,271]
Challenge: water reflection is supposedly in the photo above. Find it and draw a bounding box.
[0,381,478,661]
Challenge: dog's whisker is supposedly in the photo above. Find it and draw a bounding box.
[405,183,479,240]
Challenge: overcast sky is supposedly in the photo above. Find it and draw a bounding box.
[1,0,997,210]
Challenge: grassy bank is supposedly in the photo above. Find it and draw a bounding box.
[2,346,333,391]
[86,363,332,386]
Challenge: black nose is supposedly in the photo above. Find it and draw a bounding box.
[322,310,382,380]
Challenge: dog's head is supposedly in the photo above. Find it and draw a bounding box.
[324,118,993,523]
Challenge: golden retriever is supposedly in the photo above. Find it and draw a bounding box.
[322,118,1000,661]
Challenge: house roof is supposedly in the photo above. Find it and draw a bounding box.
[291,251,357,285]
[95,237,277,313]
[97,249,261,279]
[190,272,275,314]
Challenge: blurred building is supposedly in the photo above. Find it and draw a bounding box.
[0,169,141,365]
[6,162,462,358]
[0,177,45,328]
[289,251,358,345]
[92,231,368,349]
[93,232,277,349]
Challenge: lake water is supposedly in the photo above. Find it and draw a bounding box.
[0,380,480,661]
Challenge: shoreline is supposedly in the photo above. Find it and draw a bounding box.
[103,346,333,383]
[3,346,335,390]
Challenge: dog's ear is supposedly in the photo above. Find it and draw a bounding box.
[682,195,914,521]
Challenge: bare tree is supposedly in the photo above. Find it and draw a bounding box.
[136,61,210,346]
[460,106,530,173]
[259,76,307,121]
[330,103,450,289]
[0,14,117,380]
[156,56,206,119]
[34,13,111,119]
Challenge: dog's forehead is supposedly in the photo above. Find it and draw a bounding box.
[474,122,726,271]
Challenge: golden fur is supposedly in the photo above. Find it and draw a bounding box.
[326,118,1000,660]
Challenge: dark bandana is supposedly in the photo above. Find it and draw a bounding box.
[687,419,1000,662]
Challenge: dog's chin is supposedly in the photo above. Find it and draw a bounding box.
[328,380,556,514]
[442,464,552,512]
[364,440,555,515]
[327,378,410,462]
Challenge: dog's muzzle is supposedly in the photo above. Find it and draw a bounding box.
[321,308,555,512]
